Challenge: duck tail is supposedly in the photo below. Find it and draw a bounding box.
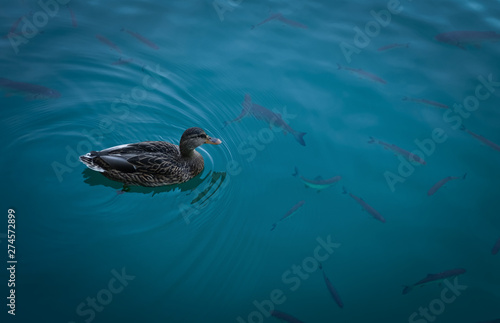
[79,152,105,172]
[79,155,92,165]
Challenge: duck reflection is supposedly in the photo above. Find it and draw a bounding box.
[82,168,226,200]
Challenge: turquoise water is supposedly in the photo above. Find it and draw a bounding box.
[1,0,500,322]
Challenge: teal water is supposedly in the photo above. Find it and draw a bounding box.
[1,0,500,323]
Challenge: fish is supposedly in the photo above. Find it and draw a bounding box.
[402,268,466,294]
[271,200,305,231]
[96,34,122,53]
[111,57,134,65]
[342,187,385,223]
[68,5,77,27]
[5,16,24,38]
[337,64,386,84]
[276,15,308,29]
[270,310,305,323]
[224,94,307,146]
[251,13,282,29]
[292,167,341,191]
[435,31,500,49]
[402,96,449,109]
[368,136,426,165]
[427,174,466,196]
[319,263,343,309]
[460,125,500,152]
[377,42,409,51]
[121,28,159,50]
[10,15,24,33]
[3,12,32,39]
[0,77,60,99]
[492,237,500,255]
[251,13,307,30]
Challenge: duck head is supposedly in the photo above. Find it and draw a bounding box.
[180,127,221,156]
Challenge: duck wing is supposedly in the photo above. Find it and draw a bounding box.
[94,141,182,175]
[126,154,183,175]
[100,141,179,155]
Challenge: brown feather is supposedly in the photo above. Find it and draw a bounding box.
[79,128,215,187]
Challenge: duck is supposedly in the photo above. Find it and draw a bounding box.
[79,127,222,187]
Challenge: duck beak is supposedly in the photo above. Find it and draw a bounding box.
[205,136,222,145]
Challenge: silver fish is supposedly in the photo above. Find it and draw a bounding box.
[402,96,449,109]
[224,94,306,146]
[96,34,122,53]
[271,200,305,231]
[251,13,307,30]
[337,64,386,84]
[293,167,341,191]
[270,310,305,323]
[461,125,500,152]
[492,237,500,255]
[319,263,343,309]
[342,187,385,223]
[121,27,159,50]
[251,13,282,29]
[0,77,60,99]
[402,268,466,294]
[377,42,409,52]
[368,136,426,165]
[435,31,500,49]
[427,174,466,196]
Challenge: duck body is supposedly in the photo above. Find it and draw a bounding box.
[79,127,221,187]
